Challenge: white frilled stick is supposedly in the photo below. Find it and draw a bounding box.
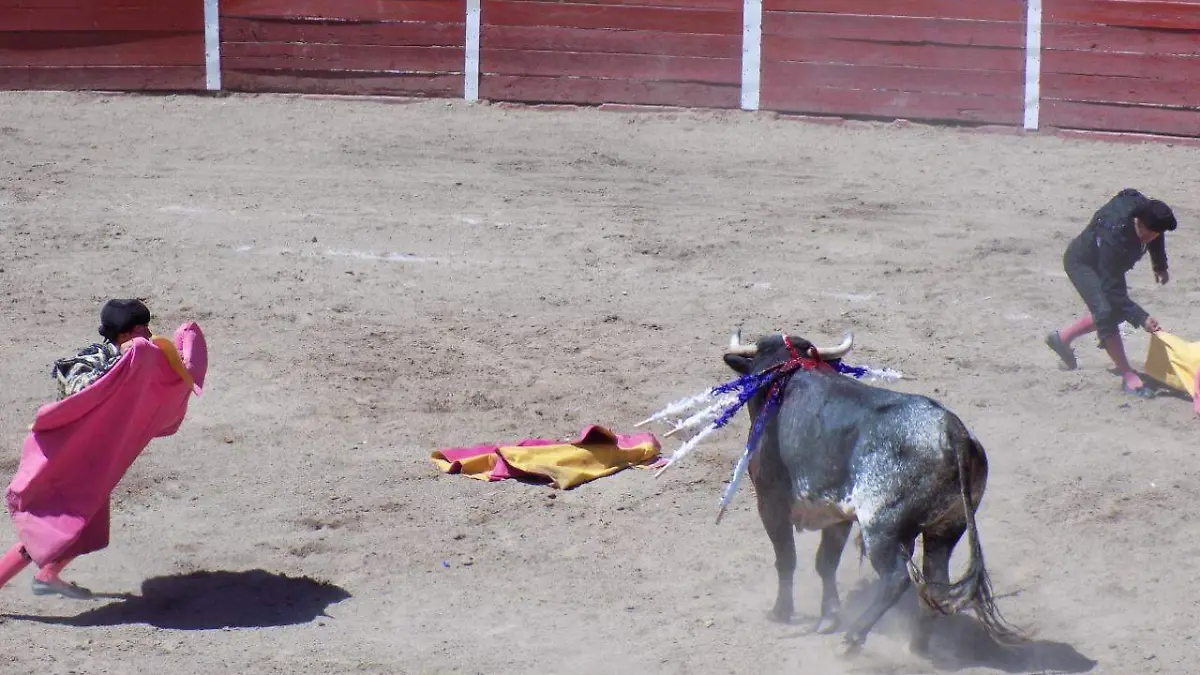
[633,387,719,428]
[663,392,739,438]
[859,366,904,381]
[715,445,753,524]
[653,422,722,478]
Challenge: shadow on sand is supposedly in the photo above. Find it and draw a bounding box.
[3,569,350,630]
[826,580,1098,673]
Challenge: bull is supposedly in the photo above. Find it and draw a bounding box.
[721,329,1019,655]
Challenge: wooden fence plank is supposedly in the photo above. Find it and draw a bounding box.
[0,31,201,67]
[764,12,1024,48]
[1043,49,1200,80]
[1043,71,1200,107]
[764,36,1023,71]
[0,0,174,7]
[482,49,739,83]
[480,73,739,107]
[0,65,203,89]
[763,0,1025,22]
[1043,21,1200,55]
[486,0,739,9]
[762,85,1021,123]
[1042,98,1200,136]
[481,25,740,57]
[222,42,463,73]
[484,0,742,34]
[220,0,464,24]
[0,7,202,31]
[223,69,463,95]
[220,17,465,47]
[1045,0,1200,31]
[762,61,1024,98]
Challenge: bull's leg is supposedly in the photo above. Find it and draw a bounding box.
[756,481,796,623]
[910,525,965,656]
[840,525,915,654]
[814,521,853,634]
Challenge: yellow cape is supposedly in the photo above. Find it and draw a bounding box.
[1144,331,1200,397]
[431,427,661,490]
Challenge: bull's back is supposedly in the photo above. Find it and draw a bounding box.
[774,377,971,528]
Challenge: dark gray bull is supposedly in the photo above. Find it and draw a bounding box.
[722,329,1019,655]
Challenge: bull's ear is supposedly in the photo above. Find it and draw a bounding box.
[723,354,752,374]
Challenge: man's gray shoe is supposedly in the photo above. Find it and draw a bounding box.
[1045,331,1078,370]
[32,578,93,599]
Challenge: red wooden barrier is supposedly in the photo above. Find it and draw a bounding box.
[759,0,1026,125]
[479,0,742,108]
[0,0,205,91]
[6,0,1200,141]
[1041,0,1200,136]
[220,0,465,97]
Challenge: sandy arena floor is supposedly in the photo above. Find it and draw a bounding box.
[1,91,1198,674]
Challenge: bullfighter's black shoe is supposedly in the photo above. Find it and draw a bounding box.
[1045,331,1078,370]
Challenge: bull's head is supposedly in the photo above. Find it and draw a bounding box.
[722,327,853,375]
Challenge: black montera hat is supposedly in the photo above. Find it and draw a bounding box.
[98,298,151,342]
[1137,199,1177,233]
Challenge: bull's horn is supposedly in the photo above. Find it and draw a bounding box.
[726,327,758,356]
[815,332,854,360]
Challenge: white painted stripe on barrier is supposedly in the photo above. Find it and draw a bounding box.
[465,0,481,101]
[204,0,221,90]
[741,0,762,111]
[1024,0,1042,130]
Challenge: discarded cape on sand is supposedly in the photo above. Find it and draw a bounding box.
[6,323,207,567]
[1144,330,1200,399]
[430,425,661,489]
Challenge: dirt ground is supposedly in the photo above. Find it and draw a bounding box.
[1,91,1198,675]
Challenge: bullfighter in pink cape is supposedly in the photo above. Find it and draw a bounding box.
[0,299,207,599]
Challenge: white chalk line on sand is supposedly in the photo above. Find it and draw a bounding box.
[231,245,435,264]
[325,249,433,263]
[822,291,876,302]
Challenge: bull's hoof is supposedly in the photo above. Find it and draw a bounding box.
[767,607,793,624]
[837,637,864,659]
[814,614,840,634]
[909,633,932,657]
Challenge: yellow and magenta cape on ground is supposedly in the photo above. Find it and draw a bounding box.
[431,425,660,489]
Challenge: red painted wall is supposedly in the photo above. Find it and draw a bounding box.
[0,0,205,91]
[220,0,465,97]
[1041,0,1200,136]
[479,0,743,109]
[4,0,1200,139]
[758,0,1027,125]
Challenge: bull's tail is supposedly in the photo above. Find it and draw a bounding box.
[915,433,1025,646]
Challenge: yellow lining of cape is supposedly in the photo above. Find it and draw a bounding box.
[151,335,195,390]
[1144,331,1200,397]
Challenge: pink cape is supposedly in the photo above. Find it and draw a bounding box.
[5,322,208,566]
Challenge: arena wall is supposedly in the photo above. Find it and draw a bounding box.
[759,1,1027,126]
[219,0,465,97]
[478,0,743,109]
[0,0,205,91]
[2,0,1200,138]
[1040,0,1200,136]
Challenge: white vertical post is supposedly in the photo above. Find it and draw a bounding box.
[741,0,762,110]
[465,0,481,101]
[1023,0,1042,130]
[204,0,221,91]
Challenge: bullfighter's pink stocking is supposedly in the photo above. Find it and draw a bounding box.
[34,556,74,583]
[1101,335,1143,389]
[1193,370,1200,416]
[1057,315,1096,345]
[0,543,31,588]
